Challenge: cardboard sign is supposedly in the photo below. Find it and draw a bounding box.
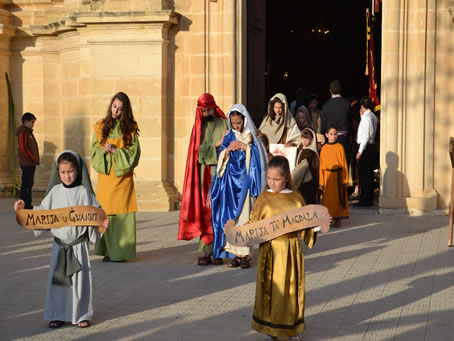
[224,204,330,247]
[16,206,108,233]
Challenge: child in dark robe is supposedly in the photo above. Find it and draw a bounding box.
[295,128,319,204]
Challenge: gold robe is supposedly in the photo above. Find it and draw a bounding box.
[250,190,317,338]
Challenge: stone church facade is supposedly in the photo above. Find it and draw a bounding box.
[0,0,453,212]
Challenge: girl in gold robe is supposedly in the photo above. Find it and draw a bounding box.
[251,156,317,341]
[91,92,141,262]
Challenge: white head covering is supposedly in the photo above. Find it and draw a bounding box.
[227,104,268,190]
[259,93,300,145]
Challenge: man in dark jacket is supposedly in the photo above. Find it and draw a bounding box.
[321,80,352,167]
[16,112,39,209]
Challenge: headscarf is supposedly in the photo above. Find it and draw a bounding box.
[301,128,319,159]
[46,150,94,195]
[259,93,300,145]
[178,93,227,243]
[295,105,314,132]
[227,104,268,190]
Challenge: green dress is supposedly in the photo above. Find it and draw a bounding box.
[91,119,141,261]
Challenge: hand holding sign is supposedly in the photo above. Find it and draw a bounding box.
[224,204,330,247]
[15,200,109,233]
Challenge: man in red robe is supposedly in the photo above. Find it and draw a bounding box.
[178,93,228,265]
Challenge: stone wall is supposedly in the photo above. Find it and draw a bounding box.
[380,0,454,211]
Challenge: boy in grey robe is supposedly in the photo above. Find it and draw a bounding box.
[14,150,109,328]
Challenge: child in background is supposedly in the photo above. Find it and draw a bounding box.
[258,133,274,161]
[14,151,109,329]
[16,112,39,209]
[319,123,349,228]
[250,155,318,341]
[295,128,320,204]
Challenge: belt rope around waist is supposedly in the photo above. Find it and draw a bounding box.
[52,232,88,286]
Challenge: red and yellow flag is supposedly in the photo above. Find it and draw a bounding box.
[366,8,381,111]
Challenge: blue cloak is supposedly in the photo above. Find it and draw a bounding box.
[211,130,262,259]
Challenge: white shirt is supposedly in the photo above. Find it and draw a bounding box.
[357,109,378,153]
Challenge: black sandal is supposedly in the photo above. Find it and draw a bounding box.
[49,320,64,328]
[76,320,89,328]
[228,257,241,268]
[240,257,250,269]
[197,255,212,266]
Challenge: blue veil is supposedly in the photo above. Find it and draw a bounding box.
[211,104,268,259]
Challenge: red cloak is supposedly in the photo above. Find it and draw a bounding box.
[178,93,227,245]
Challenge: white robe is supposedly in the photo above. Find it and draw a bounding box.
[34,184,102,324]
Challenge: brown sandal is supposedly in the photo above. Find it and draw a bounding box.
[197,255,212,266]
[212,258,223,265]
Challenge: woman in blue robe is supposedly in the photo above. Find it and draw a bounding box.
[211,104,268,268]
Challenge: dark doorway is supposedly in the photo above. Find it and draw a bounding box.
[246,0,381,123]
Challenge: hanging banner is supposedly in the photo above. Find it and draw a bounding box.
[366,9,381,111]
[16,206,108,233]
[224,204,330,247]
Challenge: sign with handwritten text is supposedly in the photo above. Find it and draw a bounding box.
[16,206,108,233]
[224,204,330,247]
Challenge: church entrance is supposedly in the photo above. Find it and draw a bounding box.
[246,0,382,197]
[247,0,381,120]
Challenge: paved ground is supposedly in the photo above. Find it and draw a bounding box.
[1,197,453,341]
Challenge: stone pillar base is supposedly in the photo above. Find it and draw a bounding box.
[135,180,179,211]
[379,191,438,211]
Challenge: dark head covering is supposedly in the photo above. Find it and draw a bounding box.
[46,150,94,195]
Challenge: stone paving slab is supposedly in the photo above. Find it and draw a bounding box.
[0,198,453,341]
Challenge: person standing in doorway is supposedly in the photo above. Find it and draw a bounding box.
[354,96,378,207]
[321,80,352,168]
[16,112,39,209]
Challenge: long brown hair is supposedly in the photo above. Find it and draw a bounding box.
[268,97,284,121]
[266,155,298,192]
[101,92,139,147]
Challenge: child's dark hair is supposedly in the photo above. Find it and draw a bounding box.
[102,92,139,147]
[301,128,313,141]
[259,133,270,150]
[57,152,80,173]
[266,155,298,191]
[308,94,319,104]
[229,110,244,123]
[268,97,284,121]
[325,122,338,133]
[22,112,36,124]
[360,96,373,110]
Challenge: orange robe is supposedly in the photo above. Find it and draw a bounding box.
[319,142,349,220]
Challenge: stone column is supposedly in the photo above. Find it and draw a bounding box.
[380,0,438,211]
[74,11,180,211]
[29,8,180,211]
[0,1,16,192]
